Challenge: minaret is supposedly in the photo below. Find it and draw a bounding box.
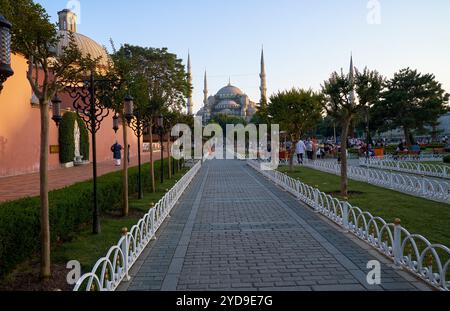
[186,52,193,115]
[203,70,208,106]
[348,53,355,105]
[259,47,268,105]
[58,9,77,32]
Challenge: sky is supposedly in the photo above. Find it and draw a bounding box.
[36,0,450,114]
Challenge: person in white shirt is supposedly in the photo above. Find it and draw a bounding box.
[296,139,306,164]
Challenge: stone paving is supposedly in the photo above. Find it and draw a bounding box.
[120,160,432,291]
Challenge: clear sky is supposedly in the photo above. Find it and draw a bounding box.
[36,0,450,114]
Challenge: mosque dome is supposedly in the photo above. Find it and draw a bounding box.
[55,9,109,68]
[216,84,244,97]
[56,31,109,67]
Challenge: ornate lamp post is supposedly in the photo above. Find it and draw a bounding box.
[0,15,14,92]
[155,115,164,184]
[65,72,121,234]
[128,110,146,199]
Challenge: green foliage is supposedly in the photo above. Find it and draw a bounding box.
[267,88,323,141]
[59,113,76,164]
[58,113,90,163]
[444,155,450,164]
[371,68,449,145]
[77,118,89,161]
[210,114,247,134]
[0,159,178,278]
[108,44,190,122]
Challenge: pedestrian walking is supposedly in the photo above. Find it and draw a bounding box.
[111,141,123,166]
[295,139,306,164]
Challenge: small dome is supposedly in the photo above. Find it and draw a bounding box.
[56,30,109,67]
[216,84,244,96]
[215,100,241,110]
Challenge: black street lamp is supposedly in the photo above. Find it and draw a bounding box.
[112,113,119,133]
[51,94,62,127]
[64,72,121,234]
[128,110,146,199]
[124,95,134,125]
[155,115,164,184]
[0,15,14,92]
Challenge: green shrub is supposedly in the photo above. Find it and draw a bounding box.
[444,155,450,163]
[77,117,90,161]
[59,112,89,163]
[0,158,180,277]
[59,113,76,164]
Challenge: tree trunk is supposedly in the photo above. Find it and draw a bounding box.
[340,117,351,198]
[403,127,412,146]
[288,146,295,172]
[167,137,172,179]
[122,116,129,217]
[149,125,156,193]
[39,101,51,279]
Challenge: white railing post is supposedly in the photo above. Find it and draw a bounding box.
[393,218,403,268]
[121,227,131,281]
[313,189,320,212]
[342,200,349,231]
[421,175,427,196]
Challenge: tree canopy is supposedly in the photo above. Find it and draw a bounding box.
[371,68,449,145]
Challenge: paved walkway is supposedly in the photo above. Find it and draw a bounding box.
[0,149,167,203]
[120,160,432,291]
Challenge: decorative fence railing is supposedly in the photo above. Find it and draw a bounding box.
[248,160,450,291]
[359,158,449,179]
[73,160,202,291]
[297,159,449,204]
[378,154,444,162]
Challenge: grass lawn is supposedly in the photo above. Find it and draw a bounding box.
[52,167,189,272]
[279,166,450,246]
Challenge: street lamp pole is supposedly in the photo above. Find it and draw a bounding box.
[65,72,121,234]
[128,110,145,199]
[156,115,164,184]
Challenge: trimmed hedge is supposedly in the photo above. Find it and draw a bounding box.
[59,113,76,164]
[59,112,89,163]
[77,117,89,161]
[444,155,450,164]
[0,158,179,278]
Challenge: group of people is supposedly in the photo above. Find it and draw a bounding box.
[294,138,325,164]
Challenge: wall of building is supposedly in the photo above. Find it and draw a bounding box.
[0,54,139,177]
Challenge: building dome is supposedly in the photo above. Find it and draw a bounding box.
[215,100,241,110]
[216,84,244,97]
[56,30,109,67]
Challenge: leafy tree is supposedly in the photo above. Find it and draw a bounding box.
[371,68,449,146]
[1,0,89,279]
[110,45,190,192]
[322,66,383,196]
[267,88,323,170]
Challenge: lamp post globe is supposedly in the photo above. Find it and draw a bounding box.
[0,14,14,92]
[124,95,134,125]
[112,113,120,133]
[51,95,62,127]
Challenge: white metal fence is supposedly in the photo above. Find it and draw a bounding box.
[299,160,449,204]
[73,160,202,291]
[248,160,450,291]
[360,158,449,179]
[379,154,444,162]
